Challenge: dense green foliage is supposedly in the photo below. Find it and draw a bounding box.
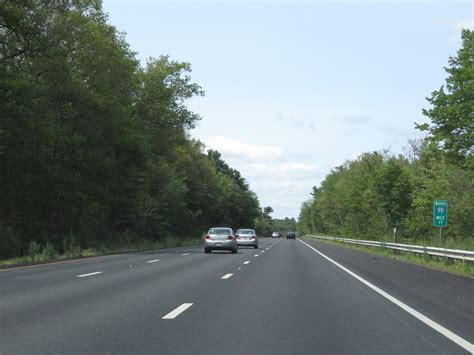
[253,206,274,237]
[417,29,473,168]
[253,206,298,237]
[272,217,297,233]
[0,0,260,259]
[299,30,473,248]
[298,147,473,246]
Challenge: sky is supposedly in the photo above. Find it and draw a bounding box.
[103,0,473,219]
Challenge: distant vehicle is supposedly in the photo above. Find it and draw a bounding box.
[272,232,281,238]
[287,231,296,239]
[204,227,238,253]
[236,229,258,248]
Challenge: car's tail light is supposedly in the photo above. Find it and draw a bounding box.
[237,236,241,239]
[205,235,211,240]
[251,235,256,239]
[227,235,233,240]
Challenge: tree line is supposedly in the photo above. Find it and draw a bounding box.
[0,1,264,259]
[298,30,473,247]
[253,206,297,237]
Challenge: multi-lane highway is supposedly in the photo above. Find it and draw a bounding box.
[1,237,473,354]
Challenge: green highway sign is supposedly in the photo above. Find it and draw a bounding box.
[433,200,448,227]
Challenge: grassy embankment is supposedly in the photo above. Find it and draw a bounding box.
[307,235,474,278]
[0,237,202,266]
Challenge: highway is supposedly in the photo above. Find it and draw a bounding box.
[1,237,473,354]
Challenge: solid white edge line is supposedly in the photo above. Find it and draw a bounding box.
[76,271,102,278]
[147,259,160,263]
[297,239,473,353]
[243,261,250,265]
[221,273,233,279]
[162,303,193,319]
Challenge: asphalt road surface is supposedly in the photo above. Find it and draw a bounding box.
[1,237,473,354]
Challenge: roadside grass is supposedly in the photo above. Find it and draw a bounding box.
[397,237,474,252]
[0,237,202,266]
[309,232,474,251]
[308,236,474,278]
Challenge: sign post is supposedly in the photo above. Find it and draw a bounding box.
[433,200,448,245]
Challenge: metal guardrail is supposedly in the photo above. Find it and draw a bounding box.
[310,235,474,262]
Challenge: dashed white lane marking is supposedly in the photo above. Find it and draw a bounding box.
[243,261,250,265]
[261,251,265,253]
[162,303,193,319]
[271,240,281,247]
[221,273,233,279]
[297,239,473,353]
[266,248,269,250]
[181,253,190,256]
[77,272,102,278]
[147,260,160,263]
[254,254,259,257]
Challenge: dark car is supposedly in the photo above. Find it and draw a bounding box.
[287,231,296,239]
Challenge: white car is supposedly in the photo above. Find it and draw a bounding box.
[236,229,258,248]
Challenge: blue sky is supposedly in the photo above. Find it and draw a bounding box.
[103,0,473,219]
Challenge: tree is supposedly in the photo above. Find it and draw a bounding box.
[417,29,474,168]
[373,158,412,239]
[1,0,141,250]
[207,150,248,189]
[297,200,313,235]
[263,206,274,216]
[403,142,474,242]
[0,0,264,260]
[254,206,274,236]
[272,217,297,232]
[299,30,473,246]
[135,56,204,132]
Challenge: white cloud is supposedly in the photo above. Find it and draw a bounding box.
[202,136,323,217]
[247,171,323,219]
[242,162,322,178]
[210,156,323,218]
[205,135,283,161]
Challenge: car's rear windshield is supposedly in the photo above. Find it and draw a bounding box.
[237,229,254,234]
[209,228,231,234]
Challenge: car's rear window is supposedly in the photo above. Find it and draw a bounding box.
[209,228,231,234]
[237,230,254,234]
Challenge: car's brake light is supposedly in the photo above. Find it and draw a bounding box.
[237,236,241,239]
[205,235,211,240]
[251,236,256,239]
[227,235,233,240]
